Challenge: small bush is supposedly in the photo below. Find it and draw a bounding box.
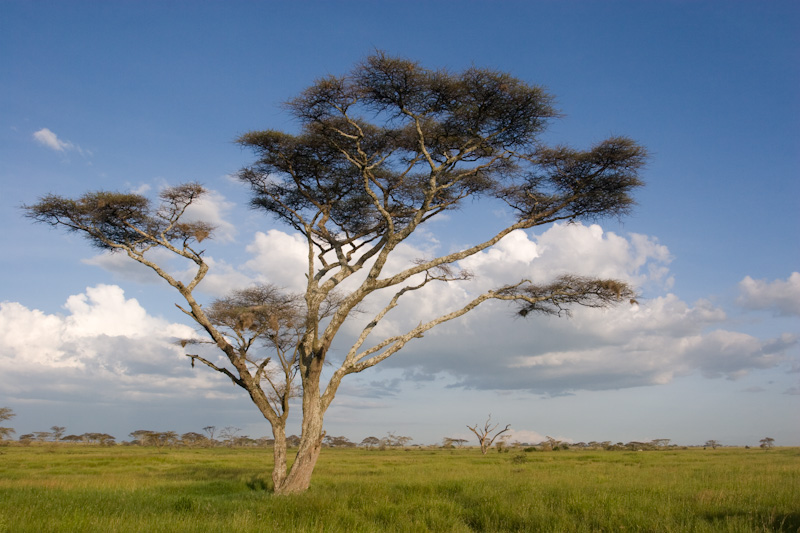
[511,453,528,465]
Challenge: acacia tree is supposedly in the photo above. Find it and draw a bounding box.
[50,426,66,442]
[25,53,645,494]
[468,415,512,455]
[0,407,15,441]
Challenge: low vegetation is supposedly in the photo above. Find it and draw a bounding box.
[0,445,797,532]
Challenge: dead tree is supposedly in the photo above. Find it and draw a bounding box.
[467,415,511,455]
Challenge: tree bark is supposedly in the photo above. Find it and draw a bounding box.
[271,423,288,489]
[273,361,325,495]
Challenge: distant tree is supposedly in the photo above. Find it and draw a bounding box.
[50,426,66,442]
[256,437,276,447]
[18,433,34,444]
[495,435,511,453]
[157,431,179,447]
[468,415,511,455]
[33,431,52,442]
[323,435,356,448]
[442,437,468,448]
[202,426,217,442]
[382,432,413,448]
[129,430,157,446]
[704,440,720,450]
[80,432,115,445]
[219,426,241,447]
[650,438,670,448]
[0,407,15,441]
[759,437,775,450]
[539,436,564,451]
[0,427,15,441]
[181,432,208,447]
[25,53,645,493]
[233,435,255,447]
[360,436,381,449]
[62,435,83,443]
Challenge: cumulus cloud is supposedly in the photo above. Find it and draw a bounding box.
[737,272,800,316]
[245,230,310,291]
[328,223,794,395]
[32,128,88,156]
[39,222,796,403]
[505,429,567,445]
[0,285,226,401]
[458,224,672,291]
[377,290,794,395]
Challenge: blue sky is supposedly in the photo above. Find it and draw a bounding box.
[1,0,798,447]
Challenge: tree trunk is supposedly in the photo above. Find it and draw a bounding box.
[273,362,325,495]
[274,424,323,494]
[271,424,288,489]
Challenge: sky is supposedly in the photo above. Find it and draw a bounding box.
[1,0,798,447]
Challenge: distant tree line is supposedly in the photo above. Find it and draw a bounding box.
[0,407,780,451]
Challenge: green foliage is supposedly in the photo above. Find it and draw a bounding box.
[0,446,798,532]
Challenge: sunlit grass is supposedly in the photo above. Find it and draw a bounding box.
[0,445,797,532]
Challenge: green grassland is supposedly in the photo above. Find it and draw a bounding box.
[0,445,797,532]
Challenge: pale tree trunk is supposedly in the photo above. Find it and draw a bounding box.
[271,423,288,489]
[272,362,325,495]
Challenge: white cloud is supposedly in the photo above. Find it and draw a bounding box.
[382,292,794,394]
[737,272,800,316]
[0,285,224,401]
[338,224,794,395]
[40,223,796,403]
[181,189,237,243]
[505,429,568,445]
[245,230,310,291]
[456,223,672,295]
[32,128,88,155]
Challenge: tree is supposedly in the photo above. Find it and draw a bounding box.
[0,407,15,441]
[360,436,380,449]
[202,426,217,443]
[129,430,157,446]
[33,431,52,442]
[25,53,645,493]
[84,433,116,446]
[50,426,66,442]
[442,437,467,448]
[323,435,356,448]
[704,440,720,450]
[181,432,208,447]
[219,426,242,447]
[759,437,775,450]
[467,415,512,455]
[381,432,413,448]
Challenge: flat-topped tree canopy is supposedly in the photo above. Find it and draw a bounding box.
[236,54,644,292]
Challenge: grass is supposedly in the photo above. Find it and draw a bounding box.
[0,445,797,532]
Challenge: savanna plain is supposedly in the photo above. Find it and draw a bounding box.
[0,445,797,532]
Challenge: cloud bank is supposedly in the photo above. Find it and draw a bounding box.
[0,285,229,403]
[11,222,796,408]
